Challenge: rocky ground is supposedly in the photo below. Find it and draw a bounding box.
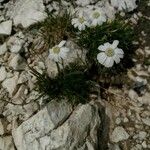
[0,0,149,150]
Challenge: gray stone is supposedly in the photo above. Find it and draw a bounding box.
[0,20,12,35]
[2,73,19,96]
[142,118,150,126]
[138,131,147,140]
[0,136,15,150]
[0,119,4,135]
[12,102,101,150]
[111,126,129,143]
[0,43,7,55]
[7,0,47,28]
[9,54,26,71]
[0,66,7,82]
[7,32,25,53]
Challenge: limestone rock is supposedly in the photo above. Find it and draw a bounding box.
[0,119,4,135]
[0,66,7,82]
[0,43,7,55]
[0,136,15,150]
[2,73,19,96]
[9,54,26,71]
[7,0,47,28]
[111,126,130,143]
[142,118,150,126]
[7,32,25,53]
[12,102,101,150]
[0,20,12,35]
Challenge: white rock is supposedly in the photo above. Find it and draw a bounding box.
[0,66,7,82]
[0,136,15,150]
[18,71,28,84]
[137,93,150,105]
[7,0,47,28]
[123,117,129,123]
[142,118,150,126]
[115,118,121,124]
[138,131,147,140]
[142,141,147,148]
[13,101,72,150]
[0,119,4,135]
[9,54,26,71]
[111,126,130,143]
[7,32,25,53]
[12,102,101,150]
[128,89,138,101]
[0,43,7,55]
[0,20,12,35]
[2,73,19,96]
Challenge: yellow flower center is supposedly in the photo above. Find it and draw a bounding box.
[53,46,60,54]
[78,17,85,24]
[92,12,100,19]
[105,48,115,57]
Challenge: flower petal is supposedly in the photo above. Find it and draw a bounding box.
[104,57,114,68]
[112,40,119,49]
[98,45,106,51]
[113,54,120,64]
[61,47,70,53]
[58,40,66,47]
[97,52,107,65]
[115,48,124,55]
[117,53,124,58]
[104,42,111,49]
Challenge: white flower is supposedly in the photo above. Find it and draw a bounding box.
[75,0,93,7]
[49,40,70,62]
[72,12,89,31]
[89,9,106,26]
[97,40,124,68]
[111,0,137,12]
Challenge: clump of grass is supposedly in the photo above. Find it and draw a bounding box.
[30,62,91,105]
[77,18,136,83]
[29,12,76,51]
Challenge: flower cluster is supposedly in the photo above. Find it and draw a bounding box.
[71,7,106,31]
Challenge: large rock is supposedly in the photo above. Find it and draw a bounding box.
[0,20,12,35]
[12,101,101,150]
[0,136,15,150]
[7,0,47,28]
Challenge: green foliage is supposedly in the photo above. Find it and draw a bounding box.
[29,12,76,49]
[30,62,91,105]
[77,19,136,78]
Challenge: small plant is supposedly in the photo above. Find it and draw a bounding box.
[30,61,91,105]
[77,18,136,82]
[28,11,76,53]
